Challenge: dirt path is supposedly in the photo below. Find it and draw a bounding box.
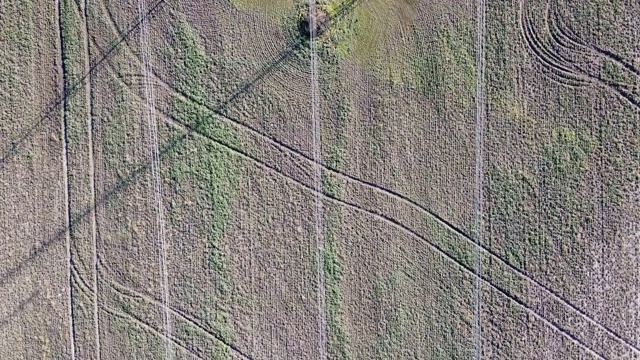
[308,1,327,359]
[56,0,76,357]
[474,0,486,356]
[136,0,172,358]
[81,0,101,356]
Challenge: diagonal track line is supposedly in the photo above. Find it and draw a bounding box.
[125,39,638,356]
[145,69,638,357]
[147,59,639,356]
[0,0,171,168]
[69,248,253,359]
[4,0,635,356]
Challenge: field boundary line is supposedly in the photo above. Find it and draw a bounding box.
[136,0,173,357]
[473,0,486,355]
[308,1,327,359]
[81,0,101,356]
[57,0,77,357]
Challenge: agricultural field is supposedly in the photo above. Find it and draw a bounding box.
[0,0,638,358]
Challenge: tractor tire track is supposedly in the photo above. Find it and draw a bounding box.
[474,0,486,355]
[68,256,218,359]
[68,268,201,360]
[526,0,640,110]
[98,263,253,360]
[548,1,640,80]
[0,0,169,171]
[547,4,591,55]
[80,0,101,356]
[57,0,77,357]
[67,245,252,360]
[308,1,327,359]
[135,0,173,357]
[101,54,640,356]
[548,2,640,107]
[100,306,201,359]
[519,0,590,86]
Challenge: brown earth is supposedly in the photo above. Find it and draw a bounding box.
[1,0,639,358]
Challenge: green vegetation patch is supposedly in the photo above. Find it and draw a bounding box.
[169,16,242,274]
[413,24,475,113]
[0,0,36,132]
[164,16,244,357]
[371,272,409,358]
[322,94,351,359]
[60,0,90,147]
[602,58,626,84]
[488,125,593,273]
[319,0,417,63]
[324,220,349,359]
[101,76,137,182]
[541,127,594,242]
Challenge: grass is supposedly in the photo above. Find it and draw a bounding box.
[322,94,351,359]
[371,272,408,358]
[323,226,349,359]
[413,23,475,114]
[100,76,136,183]
[319,0,416,63]
[540,127,594,254]
[602,58,626,84]
[164,15,244,357]
[0,0,36,132]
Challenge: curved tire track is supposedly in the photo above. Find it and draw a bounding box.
[68,245,251,359]
[526,0,640,110]
[549,2,640,109]
[519,0,590,87]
